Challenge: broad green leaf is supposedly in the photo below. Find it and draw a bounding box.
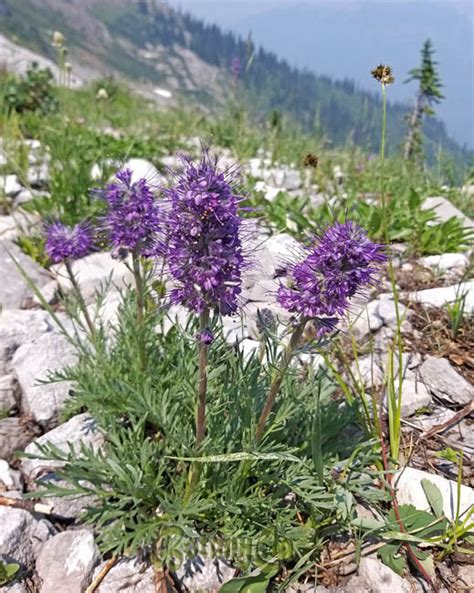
[421,479,444,518]
[415,553,436,578]
[378,542,406,576]
[0,561,20,586]
[220,572,274,593]
[351,516,384,531]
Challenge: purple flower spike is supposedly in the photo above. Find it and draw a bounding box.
[278,221,386,331]
[231,57,241,81]
[101,168,161,256]
[197,328,214,345]
[164,149,246,316]
[45,222,94,263]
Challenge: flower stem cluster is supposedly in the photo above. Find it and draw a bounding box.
[164,150,245,316]
[45,221,94,264]
[101,168,162,257]
[277,221,386,333]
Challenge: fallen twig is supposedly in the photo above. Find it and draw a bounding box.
[85,555,118,593]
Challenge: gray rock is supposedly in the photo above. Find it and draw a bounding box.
[0,460,22,491]
[0,583,28,593]
[175,556,235,593]
[121,158,162,186]
[21,413,103,482]
[27,163,49,187]
[345,299,383,339]
[30,474,97,520]
[12,189,33,206]
[353,352,421,390]
[407,281,474,314]
[418,253,469,275]
[359,557,410,593]
[0,506,54,568]
[422,196,473,229]
[261,234,303,277]
[12,331,77,428]
[1,175,22,197]
[0,310,52,375]
[0,376,18,414]
[36,530,99,593]
[419,356,474,406]
[92,558,156,593]
[387,379,432,417]
[52,252,133,304]
[377,298,408,328]
[0,240,51,309]
[0,417,38,462]
[0,216,20,241]
[244,278,279,303]
[396,467,474,522]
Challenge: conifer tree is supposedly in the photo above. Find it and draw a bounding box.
[404,39,444,161]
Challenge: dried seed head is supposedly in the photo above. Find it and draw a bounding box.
[52,31,65,47]
[371,64,394,85]
[96,88,109,101]
[303,153,319,169]
[65,62,72,73]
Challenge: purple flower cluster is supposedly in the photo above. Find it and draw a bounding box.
[278,221,386,334]
[45,222,94,263]
[164,151,245,315]
[231,57,241,81]
[101,169,161,256]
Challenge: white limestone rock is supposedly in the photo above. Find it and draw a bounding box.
[35,530,100,593]
[419,253,469,274]
[0,309,52,375]
[419,355,474,406]
[12,331,77,428]
[1,175,22,197]
[175,556,236,593]
[92,557,156,593]
[52,251,133,304]
[0,240,51,309]
[0,375,18,414]
[422,196,473,230]
[21,413,103,482]
[407,281,474,314]
[0,506,54,568]
[359,557,411,593]
[396,467,474,522]
[0,460,23,491]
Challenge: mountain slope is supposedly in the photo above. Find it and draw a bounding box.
[0,0,470,163]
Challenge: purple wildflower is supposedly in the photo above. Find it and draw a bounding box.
[197,328,214,345]
[45,221,94,263]
[164,149,246,315]
[278,221,386,328]
[231,57,241,81]
[101,168,161,256]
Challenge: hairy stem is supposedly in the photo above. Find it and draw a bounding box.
[132,249,146,371]
[256,319,307,443]
[65,260,96,338]
[195,309,210,449]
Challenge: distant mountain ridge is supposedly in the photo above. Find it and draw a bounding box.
[0,0,471,163]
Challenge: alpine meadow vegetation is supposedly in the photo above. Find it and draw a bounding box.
[0,28,473,593]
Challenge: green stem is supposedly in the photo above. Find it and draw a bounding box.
[379,82,405,463]
[255,319,308,443]
[65,260,96,338]
[195,309,210,449]
[184,309,211,500]
[132,250,146,371]
[380,83,388,233]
